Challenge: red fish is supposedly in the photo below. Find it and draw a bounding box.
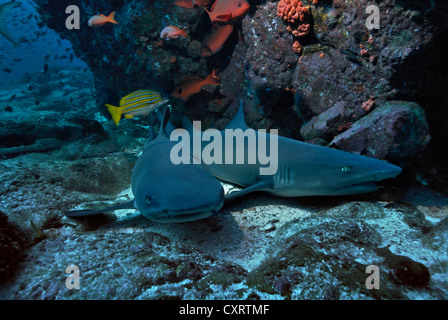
[194,0,212,7]
[88,11,118,27]
[205,0,250,24]
[174,0,195,9]
[160,26,189,40]
[172,70,220,100]
[174,0,211,9]
[201,24,234,57]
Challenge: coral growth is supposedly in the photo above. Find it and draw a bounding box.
[361,98,376,112]
[292,40,302,53]
[277,0,312,53]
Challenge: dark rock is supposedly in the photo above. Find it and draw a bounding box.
[0,138,65,158]
[376,246,430,288]
[293,48,382,119]
[300,101,350,142]
[62,153,135,195]
[273,277,291,296]
[0,114,107,159]
[330,101,430,162]
[0,210,31,285]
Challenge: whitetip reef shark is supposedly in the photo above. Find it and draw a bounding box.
[180,100,402,201]
[65,106,225,223]
[0,1,21,47]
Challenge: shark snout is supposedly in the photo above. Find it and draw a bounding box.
[372,163,402,182]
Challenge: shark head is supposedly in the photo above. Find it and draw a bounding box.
[277,143,402,196]
[133,167,224,223]
[131,106,225,223]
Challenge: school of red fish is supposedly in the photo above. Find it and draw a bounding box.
[89,0,250,104]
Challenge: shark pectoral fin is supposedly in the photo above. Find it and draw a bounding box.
[64,200,135,218]
[224,180,273,202]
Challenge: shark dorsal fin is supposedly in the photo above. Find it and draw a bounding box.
[156,106,171,139]
[225,100,249,131]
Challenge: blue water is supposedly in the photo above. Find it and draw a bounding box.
[0,0,86,83]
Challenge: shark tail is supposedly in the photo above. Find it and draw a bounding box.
[105,103,123,125]
[64,200,135,217]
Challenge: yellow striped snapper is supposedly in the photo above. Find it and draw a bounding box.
[105,90,169,125]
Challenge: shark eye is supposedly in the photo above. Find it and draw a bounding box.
[341,166,352,173]
[145,195,151,205]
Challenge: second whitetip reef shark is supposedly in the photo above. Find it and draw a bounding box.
[180,100,402,201]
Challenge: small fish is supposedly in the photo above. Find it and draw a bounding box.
[174,0,195,9]
[43,63,48,74]
[88,11,118,27]
[160,25,189,40]
[201,24,234,57]
[172,70,220,101]
[13,58,22,61]
[2,67,12,73]
[105,90,169,126]
[175,0,211,9]
[206,0,250,24]
[194,0,212,7]
[69,53,74,63]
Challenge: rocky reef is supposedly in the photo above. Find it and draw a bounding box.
[32,1,448,172]
[1,0,448,300]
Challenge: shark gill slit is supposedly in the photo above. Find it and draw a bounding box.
[274,165,293,186]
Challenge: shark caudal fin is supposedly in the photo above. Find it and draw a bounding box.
[105,104,123,125]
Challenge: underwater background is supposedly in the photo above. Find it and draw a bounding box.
[0,1,85,82]
[0,0,448,300]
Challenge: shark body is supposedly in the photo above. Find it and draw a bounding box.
[182,101,402,201]
[0,1,21,47]
[65,107,224,223]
